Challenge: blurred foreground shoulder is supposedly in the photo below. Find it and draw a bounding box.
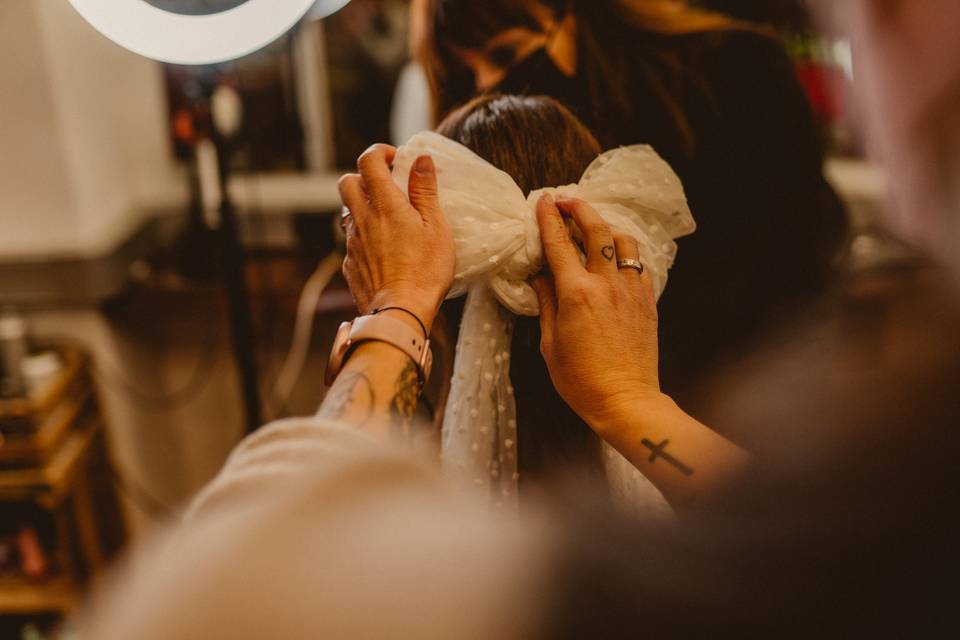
[78,415,560,639]
[186,416,432,523]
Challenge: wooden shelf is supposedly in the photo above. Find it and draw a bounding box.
[0,350,83,424]
[0,422,97,505]
[0,576,76,614]
[0,345,125,622]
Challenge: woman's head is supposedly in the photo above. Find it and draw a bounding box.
[436,93,601,194]
[414,0,736,126]
[436,94,608,481]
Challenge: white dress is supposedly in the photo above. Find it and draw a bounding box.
[391,132,696,516]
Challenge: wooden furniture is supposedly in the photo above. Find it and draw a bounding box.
[0,348,124,622]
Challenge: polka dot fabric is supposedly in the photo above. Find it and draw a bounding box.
[392,132,694,512]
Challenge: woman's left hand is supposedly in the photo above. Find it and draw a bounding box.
[338,144,456,332]
[530,195,661,434]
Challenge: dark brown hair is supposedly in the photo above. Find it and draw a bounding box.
[416,0,750,154]
[436,93,601,193]
[436,94,607,486]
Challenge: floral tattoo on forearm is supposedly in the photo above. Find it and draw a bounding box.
[389,360,420,441]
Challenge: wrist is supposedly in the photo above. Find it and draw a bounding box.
[590,388,673,440]
[368,292,440,335]
[326,312,434,389]
[376,307,431,337]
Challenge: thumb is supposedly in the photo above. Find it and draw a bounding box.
[531,274,558,344]
[408,155,439,219]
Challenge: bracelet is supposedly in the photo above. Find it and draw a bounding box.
[371,306,429,339]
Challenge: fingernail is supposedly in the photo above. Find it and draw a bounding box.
[539,193,554,207]
[414,155,434,176]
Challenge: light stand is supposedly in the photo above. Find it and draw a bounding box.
[213,127,264,433]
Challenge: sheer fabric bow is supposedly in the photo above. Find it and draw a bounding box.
[392,132,695,512]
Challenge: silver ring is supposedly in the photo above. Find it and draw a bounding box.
[617,258,644,275]
[340,206,352,229]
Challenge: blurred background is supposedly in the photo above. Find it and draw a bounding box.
[0,1,883,636]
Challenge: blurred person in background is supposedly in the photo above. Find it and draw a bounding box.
[77,1,960,637]
[326,0,411,168]
[413,0,848,467]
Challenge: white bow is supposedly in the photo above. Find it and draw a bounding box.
[392,131,695,513]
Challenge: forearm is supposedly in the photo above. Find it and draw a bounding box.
[317,321,424,445]
[593,394,751,508]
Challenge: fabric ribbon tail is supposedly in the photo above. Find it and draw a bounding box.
[441,285,519,509]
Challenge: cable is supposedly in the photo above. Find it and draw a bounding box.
[18,342,182,519]
[45,328,220,413]
[108,462,174,520]
[42,331,217,516]
[270,250,343,410]
[90,350,219,413]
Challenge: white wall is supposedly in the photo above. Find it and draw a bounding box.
[0,1,184,261]
[0,2,76,259]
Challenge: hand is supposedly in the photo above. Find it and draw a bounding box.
[530,195,661,435]
[339,144,455,332]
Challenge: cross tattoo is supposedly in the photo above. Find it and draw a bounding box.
[641,438,694,476]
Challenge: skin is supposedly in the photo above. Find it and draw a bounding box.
[529,195,750,506]
[330,144,750,507]
[338,145,455,332]
[327,145,454,446]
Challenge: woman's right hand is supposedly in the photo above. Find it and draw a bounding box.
[530,195,662,436]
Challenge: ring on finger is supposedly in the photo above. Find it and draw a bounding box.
[340,206,352,229]
[617,258,644,275]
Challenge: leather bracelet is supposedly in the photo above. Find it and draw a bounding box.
[371,306,429,338]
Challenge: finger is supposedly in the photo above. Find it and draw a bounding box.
[556,197,616,274]
[536,194,584,283]
[341,255,356,289]
[612,235,657,318]
[613,234,643,284]
[342,212,366,266]
[357,144,405,212]
[407,155,440,222]
[530,274,558,354]
[339,205,358,238]
[344,220,361,254]
[341,254,370,309]
[338,174,371,226]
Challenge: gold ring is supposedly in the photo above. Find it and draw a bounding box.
[617,258,644,275]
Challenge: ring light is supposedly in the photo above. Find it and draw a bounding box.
[67,0,345,65]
